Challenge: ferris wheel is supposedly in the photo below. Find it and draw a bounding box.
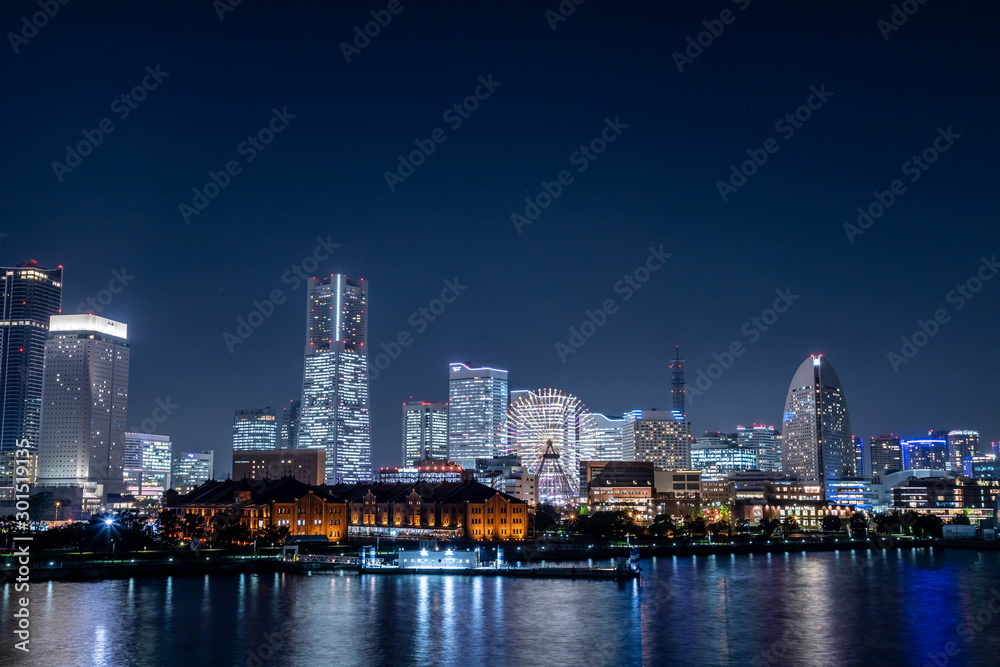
[502,389,597,505]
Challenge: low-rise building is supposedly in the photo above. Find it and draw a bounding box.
[582,460,654,504]
[233,448,325,485]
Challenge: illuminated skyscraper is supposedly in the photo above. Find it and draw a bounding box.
[670,346,685,419]
[947,430,979,473]
[901,438,948,470]
[232,408,278,451]
[37,315,130,499]
[623,410,691,469]
[297,275,371,483]
[780,354,853,496]
[123,432,172,499]
[0,261,63,454]
[172,450,214,494]
[737,424,781,472]
[402,401,448,465]
[448,363,508,469]
[870,434,902,474]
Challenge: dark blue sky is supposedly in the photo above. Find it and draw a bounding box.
[4,1,998,475]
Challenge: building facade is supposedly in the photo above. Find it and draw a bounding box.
[233,448,325,485]
[447,363,508,469]
[624,410,691,469]
[870,434,902,474]
[172,450,215,494]
[691,444,758,477]
[947,430,980,473]
[297,275,372,484]
[402,401,448,465]
[280,399,300,449]
[36,315,130,501]
[737,424,781,472]
[780,355,853,495]
[123,432,172,499]
[0,262,62,501]
[232,408,278,452]
[585,413,625,461]
[901,439,948,471]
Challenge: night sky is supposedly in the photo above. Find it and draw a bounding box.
[4,1,998,476]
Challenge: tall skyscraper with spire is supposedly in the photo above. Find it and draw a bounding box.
[670,345,685,419]
[297,275,371,484]
[781,354,853,497]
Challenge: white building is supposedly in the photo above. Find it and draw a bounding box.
[232,407,278,451]
[587,413,625,461]
[623,410,691,469]
[402,401,448,465]
[37,314,130,500]
[297,275,372,484]
[737,424,782,472]
[123,432,172,498]
[447,363,508,469]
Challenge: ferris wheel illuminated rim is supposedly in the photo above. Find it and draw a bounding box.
[502,389,597,502]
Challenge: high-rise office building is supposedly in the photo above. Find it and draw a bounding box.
[402,401,448,465]
[870,434,902,474]
[623,410,691,469]
[0,261,63,454]
[37,315,130,499]
[690,445,757,478]
[233,448,325,485]
[695,432,738,449]
[780,355,853,496]
[670,345,685,419]
[297,275,371,484]
[447,363,508,469]
[280,399,300,449]
[947,430,980,473]
[172,450,214,494]
[123,432,172,499]
[737,424,781,472]
[901,438,948,471]
[586,413,626,461]
[854,436,869,478]
[232,407,278,451]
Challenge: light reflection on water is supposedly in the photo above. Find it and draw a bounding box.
[2,550,999,667]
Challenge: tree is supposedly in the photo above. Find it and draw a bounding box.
[181,512,207,541]
[821,515,842,532]
[647,514,675,539]
[781,517,798,535]
[210,507,250,545]
[708,520,730,540]
[849,512,869,539]
[685,516,707,540]
[758,518,780,539]
[28,491,55,527]
[155,510,181,544]
[259,524,290,546]
[953,514,971,526]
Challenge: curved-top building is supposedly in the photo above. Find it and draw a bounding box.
[781,355,853,495]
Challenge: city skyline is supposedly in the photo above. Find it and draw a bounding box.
[4,3,998,479]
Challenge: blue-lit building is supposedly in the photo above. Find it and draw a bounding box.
[232,407,278,451]
[691,443,757,477]
[901,439,948,471]
[826,478,874,511]
[967,455,998,479]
